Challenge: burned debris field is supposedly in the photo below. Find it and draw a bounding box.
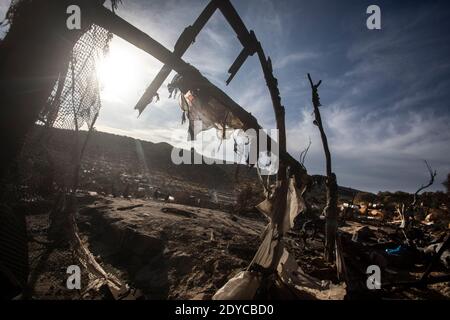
[9,127,450,300]
[1,0,450,304]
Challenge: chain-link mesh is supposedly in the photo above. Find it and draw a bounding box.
[20,23,112,195]
[41,24,110,131]
[5,1,124,293]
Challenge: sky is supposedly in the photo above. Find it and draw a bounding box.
[1,0,449,193]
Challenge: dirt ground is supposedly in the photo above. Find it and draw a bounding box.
[27,195,266,299]
[25,194,450,300]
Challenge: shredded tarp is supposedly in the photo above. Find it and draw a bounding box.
[213,243,346,300]
[169,74,245,140]
[214,177,346,300]
[249,225,283,270]
[250,177,304,271]
[277,247,346,300]
[212,271,262,300]
[256,177,305,234]
[168,73,279,174]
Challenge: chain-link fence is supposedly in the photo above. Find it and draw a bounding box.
[20,23,111,195]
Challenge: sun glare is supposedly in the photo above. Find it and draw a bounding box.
[96,39,148,102]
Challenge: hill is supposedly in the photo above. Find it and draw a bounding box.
[21,126,369,207]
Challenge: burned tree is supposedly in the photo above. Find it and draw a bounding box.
[299,137,312,167]
[307,74,338,263]
[400,160,437,229]
[412,160,437,207]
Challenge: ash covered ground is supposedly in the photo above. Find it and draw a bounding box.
[13,128,450,300]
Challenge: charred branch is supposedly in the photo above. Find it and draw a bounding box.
[299,137,312,166]
[399,161,437,229]
[307,73,338,263]
[412,160,437,207]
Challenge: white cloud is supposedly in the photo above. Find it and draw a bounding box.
[285,99,450,193]
[274,52,316,69]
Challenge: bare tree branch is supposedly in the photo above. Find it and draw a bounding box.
[300,137,311,166]
[412,160,437,206]
[400,160,437,229]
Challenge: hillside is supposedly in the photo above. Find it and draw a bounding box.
[21,126,369,207]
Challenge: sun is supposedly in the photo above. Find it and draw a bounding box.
[96,38,146,102]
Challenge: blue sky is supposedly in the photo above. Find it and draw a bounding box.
[1,0,449,193]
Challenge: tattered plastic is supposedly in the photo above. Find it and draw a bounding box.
[169,74,245,140]
[212,271,262,300]
[256,177,305,234]
[277,247,346,300]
